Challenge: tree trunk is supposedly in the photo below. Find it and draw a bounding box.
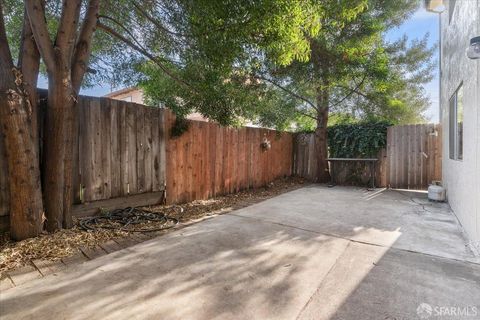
[42,72,75,231]
[18,9,40,150]
[315,89,330,182]
[19,0,98,234]
[0,77,44,240]
[62,88,76,229]
[0,2,44,240]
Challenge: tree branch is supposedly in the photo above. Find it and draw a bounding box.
[254,74,318,112]
[335,84,370,99]
[71,0,100,91]
[329,73,367,108]
[97,21,195,91]
[55,0,82,60]
[18,7,41,139]
[25,0,56,72]
[99,15,153,59]
[131,1,186,38]
[295,109,317,121]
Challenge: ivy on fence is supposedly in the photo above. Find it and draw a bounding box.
[327,121,391,158]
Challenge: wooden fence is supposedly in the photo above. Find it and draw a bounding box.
[293,123,442,190]
[292,134,318,181]
[386,124,442,189]
[71,97,168,216]
[0,95,294,229]
[292,133,387,187]
[0,93,442,232]
[165,114,293,204]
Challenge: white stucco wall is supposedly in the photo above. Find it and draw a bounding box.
[440,0,480,250]
[107,88,145,104]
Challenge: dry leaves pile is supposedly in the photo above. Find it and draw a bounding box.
[0,177,305,277]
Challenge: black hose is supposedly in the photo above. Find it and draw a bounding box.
[78,207,180,232]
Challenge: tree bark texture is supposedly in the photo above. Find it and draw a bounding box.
[0,2,44,239]
[315,88,331,183]
[18,8,40,149]
[42,73,74,231]
[26,0,99,231]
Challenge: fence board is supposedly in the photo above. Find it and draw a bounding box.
[118,101,128,196]
[101,98,112,199]
[158,109,167,190]
[109,99,120,198]
[165,115,294,204]
[387,124,442,189]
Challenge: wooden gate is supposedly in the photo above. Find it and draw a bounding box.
[386,124,442,190]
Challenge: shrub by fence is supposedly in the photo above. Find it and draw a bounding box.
[293,133,387,186]
[293,123,442,189]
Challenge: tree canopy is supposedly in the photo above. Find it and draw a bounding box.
[138,0,435,129]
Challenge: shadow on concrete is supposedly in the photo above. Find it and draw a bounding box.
[1,186,479,320]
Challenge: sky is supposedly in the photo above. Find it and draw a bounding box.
[385,8,440,123]
[38,7,440,122]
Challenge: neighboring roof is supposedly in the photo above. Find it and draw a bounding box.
[424,0,445,12]
[104,87,140,98]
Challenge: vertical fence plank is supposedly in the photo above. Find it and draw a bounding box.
[100,98,112,200]
[118,101,128,196]
[208,123,216,198]
[166,111,178,204]
[136,106,145,194]
[151,108,160,192]
[89,98,102,201]
[158,109,167,190]
[144,107,153,193]
[109,99,120,198]
[126,102,137,195]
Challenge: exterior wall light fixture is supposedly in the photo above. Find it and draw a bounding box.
[467,36,480,60]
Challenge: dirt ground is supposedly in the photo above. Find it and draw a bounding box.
[0,177,306,277]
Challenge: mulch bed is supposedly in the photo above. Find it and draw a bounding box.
[0,177,306,277]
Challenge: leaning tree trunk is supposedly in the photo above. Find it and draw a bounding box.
[0,3,44,240]
[314,88,331,183]
[18,9,40,151]
[42,72,76,231]
[0,77,44,240]
[62,87,76,229]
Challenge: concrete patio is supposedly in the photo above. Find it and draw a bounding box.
[1,186,479,320]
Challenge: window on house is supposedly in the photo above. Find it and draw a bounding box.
[449,84,463,160]
[122,96,132,102]
[449,0,456,23]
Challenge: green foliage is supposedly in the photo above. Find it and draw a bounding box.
[328,113,358,126]
[138,0,327,127]
[170,117,190,138]
[139,0,432,131]
[327,121,391,158]
[266,0,430,127]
